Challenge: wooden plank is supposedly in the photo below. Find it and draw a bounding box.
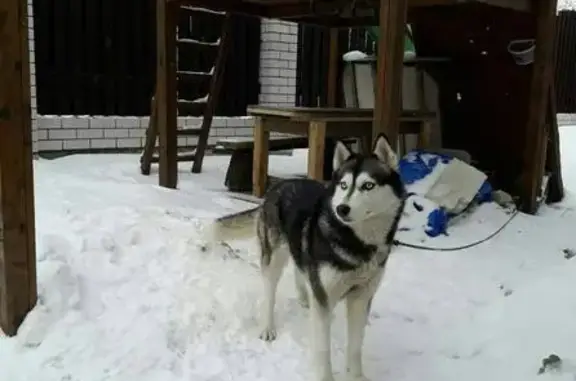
[0,0,37,336]
[247,105,373,116]
[247,105,435,121]
[520,0,558,214]
[157,0,179,188]
[372,0,408,148]
[243,116,425,140]
[217,135,308,150]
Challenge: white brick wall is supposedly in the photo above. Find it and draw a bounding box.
[28,0,38,154]
[27,8,299,153]
[557,113,576,126]
[35,115,254,152]
[259,19,298,107]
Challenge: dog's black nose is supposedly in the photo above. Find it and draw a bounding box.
[336,204,351,218]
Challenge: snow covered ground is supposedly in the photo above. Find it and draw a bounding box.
[2,128,576,381]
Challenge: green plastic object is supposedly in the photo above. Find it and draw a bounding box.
[366,24,416,60]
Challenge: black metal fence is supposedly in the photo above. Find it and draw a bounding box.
[555,11,576,113]
[33,0,261,116]
[296,26,376,107]
[297,12,576,113]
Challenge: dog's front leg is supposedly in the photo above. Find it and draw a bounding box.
[310,297,334,381]
[345,274,383,381]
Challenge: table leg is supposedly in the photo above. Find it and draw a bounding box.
[308,121,327,181]
[417,120,432,149]
[253,117,269,197]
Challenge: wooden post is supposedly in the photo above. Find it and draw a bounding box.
[372,0,408,149]
[252,117,269,198]
[156,0,178,189]
[326,28,339,107]
[308,121,327,181]
[520,0,558,213]
[545,84,564,203]
[324,28,339,176]
[140,96,158,175]
[0,0,37,336]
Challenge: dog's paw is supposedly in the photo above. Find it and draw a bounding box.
[259,327,277,341]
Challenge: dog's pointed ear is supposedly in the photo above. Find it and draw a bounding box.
[373,134,399,170]
[333,141,353,170]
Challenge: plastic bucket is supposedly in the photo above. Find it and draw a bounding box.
[507,39,535,65]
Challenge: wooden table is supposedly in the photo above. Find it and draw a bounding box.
[247,105,435,197]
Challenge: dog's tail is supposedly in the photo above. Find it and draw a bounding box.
[207,206,260,243]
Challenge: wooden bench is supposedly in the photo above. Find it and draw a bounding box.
[217,135,309,192]
[247,106,437,197]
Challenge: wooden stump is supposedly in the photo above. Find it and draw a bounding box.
[224,149,254,192]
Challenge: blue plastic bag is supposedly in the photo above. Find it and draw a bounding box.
[398,150,493,238]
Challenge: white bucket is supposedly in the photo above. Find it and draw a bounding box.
[507,39,535,65]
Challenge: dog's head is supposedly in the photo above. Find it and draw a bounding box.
[329,134,405,224]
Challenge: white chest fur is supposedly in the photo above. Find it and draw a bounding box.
[317,247,390,307]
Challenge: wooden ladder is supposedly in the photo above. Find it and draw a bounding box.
[140,7,232,176]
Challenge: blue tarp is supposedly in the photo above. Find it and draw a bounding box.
[398,150,493,237]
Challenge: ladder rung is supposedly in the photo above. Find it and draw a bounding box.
[178,99,207,116]
[180,6,226,15]
[177,128,203,136]
[177,38,220,47]
[150,153,196,163]
[140,13,232,177]
[177,70,212,85]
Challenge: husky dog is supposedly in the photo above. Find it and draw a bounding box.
[211,134,406,381]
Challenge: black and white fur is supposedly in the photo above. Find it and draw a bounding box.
[211,135,406,381]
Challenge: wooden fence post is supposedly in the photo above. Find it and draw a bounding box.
[0,0,38,336]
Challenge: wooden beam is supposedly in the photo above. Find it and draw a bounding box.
[156,0,178,189]
[0,0,37,336]
[171,0,268,17]
[282,15,377,27]
[372,0,408,148]
[520,0,558,214]
[166,0,530,27]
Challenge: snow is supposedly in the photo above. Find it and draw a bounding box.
[343,50,369,61]
[558,0,576,10]
[3,128,576,381]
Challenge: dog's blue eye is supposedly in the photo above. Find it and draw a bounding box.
[361,182,375,191]
[339,181,348,190]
